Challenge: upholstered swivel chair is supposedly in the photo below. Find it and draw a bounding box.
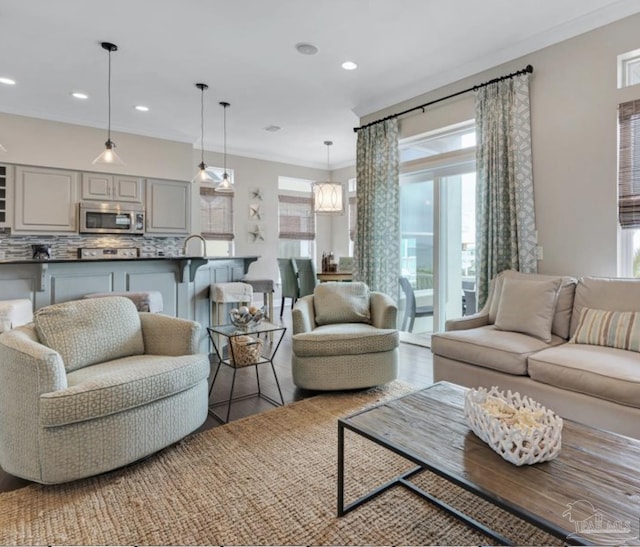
[291,282,399,390]
[399,276,433,332]
[293,257,318,297]
[0,296,209,484]
[277,258,300,316]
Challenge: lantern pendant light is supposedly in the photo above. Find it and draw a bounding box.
[313,140,344,214]
[192,83,215,184]
[215,101,234,193]
[93,42,124,165]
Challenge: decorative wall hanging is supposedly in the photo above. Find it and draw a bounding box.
[249,204,262,220]
[250,187,264,201]
[248,224,265,242]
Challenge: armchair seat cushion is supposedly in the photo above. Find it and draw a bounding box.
[40,354,210,427]
[292,323,398,357]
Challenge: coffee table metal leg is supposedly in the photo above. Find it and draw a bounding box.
[226,367,237,423]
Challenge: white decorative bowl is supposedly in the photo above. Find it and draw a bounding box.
[464,386,563,466]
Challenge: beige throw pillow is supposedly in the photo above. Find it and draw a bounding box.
[494,277,561,342]
[34,296,145,372]
[314,282,371,325]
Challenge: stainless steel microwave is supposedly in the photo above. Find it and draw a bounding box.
[79,202,145,235]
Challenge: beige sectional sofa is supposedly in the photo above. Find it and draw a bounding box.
[431,270,640,439]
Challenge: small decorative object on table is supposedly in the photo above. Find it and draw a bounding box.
[229,305,265,330]
[464,386,563,466]
[230,335,263,367]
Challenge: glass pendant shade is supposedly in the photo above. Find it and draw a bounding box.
[192,161,215,184]
[93,139,124,165]
[93,42,124,165]
[313,140,344,214]
[216,172,234,193]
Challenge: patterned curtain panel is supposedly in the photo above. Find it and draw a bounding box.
[354,119,400,297]
[475,73,537,308]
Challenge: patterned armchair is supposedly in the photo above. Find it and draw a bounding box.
[0,297,210,484]
[291,282,399,390]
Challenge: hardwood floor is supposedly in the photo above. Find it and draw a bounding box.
[0,311,434,493]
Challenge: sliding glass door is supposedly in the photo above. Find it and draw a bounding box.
[398,124,476,344]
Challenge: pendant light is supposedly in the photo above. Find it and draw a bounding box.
[215,101,234,193]
[192,83,215,184]
[93,42,124,165]
[313,140,344,214]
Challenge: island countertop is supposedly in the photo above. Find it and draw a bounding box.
[0,255,256,264]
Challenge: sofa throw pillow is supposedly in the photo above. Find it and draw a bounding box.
[314,282,371,326]
[570,308,640,352]
[494,276,561,342]
[34,296,145,373]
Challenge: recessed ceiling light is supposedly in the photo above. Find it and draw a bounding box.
[342,61,358,71]
[295,42,318,55]
[264,125,281,132]
[134,105,150,112]
[0,77,16,86]
[71,91,89,99]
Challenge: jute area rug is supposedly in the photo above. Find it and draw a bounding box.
[0,381,560,546]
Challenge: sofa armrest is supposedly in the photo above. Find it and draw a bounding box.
[139,313,201,355]
[445,312,490,332]
[292,295,315,334]
[370,292,398,329]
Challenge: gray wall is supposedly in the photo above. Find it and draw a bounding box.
[361,12,640,278]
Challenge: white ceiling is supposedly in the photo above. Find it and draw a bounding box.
[1,0,639,170]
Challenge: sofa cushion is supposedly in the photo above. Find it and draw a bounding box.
[34,297,144,373]
[431,325,565,376]
[528,344,640,409]
[488,270,577,339]
[494,276,561,342]
[313,282,370,325]
[570,308,640,353]
[570,276,640,337]
[39,353,210,427]
[292,323,397,357]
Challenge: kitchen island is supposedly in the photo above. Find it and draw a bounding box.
[0,255,258,352]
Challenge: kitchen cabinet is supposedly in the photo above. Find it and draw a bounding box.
[82,173,143,203]
[146,178,191,234]
[14,166,79,233]
[0,164,10,228]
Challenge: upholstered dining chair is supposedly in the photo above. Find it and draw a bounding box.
[277,258,300,316]
[399,276,434,332]
[293,257,318,298]
[291,282,399,390]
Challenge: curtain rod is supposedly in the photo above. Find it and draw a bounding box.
[353,64,534,133]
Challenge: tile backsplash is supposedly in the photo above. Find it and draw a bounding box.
[0,234,188,260]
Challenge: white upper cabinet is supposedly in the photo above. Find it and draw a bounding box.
[145,178,191,234]
[14,166,79,233]
[82,173,143,203]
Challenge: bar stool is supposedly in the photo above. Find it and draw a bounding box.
[210,282,253,327]
[242,278,275,341]
[0,298,33,333]
[84,291,164,313]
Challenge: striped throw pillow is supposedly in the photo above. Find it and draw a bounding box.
[570,308,640,352]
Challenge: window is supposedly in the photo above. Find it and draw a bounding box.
[348,178,357,255]
[618,99,640,277]
[199,166,235,256]
[278,177,315,258]
[618,49,640,88]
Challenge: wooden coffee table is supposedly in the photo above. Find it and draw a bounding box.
[338,382,640,545]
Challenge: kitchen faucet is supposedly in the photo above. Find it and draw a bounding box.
[182,234,207,256]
